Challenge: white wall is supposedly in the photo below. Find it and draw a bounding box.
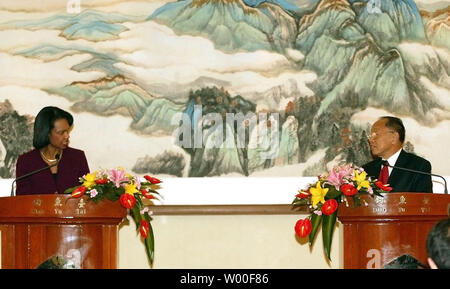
[118,213,342,269]
[0,176,449,200]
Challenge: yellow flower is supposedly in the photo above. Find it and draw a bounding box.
[353,170,370,190]
[310,181,328,208]
[125,183,139,195]
[83,172,98,189]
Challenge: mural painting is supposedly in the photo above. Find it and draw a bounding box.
[0,0,449,180]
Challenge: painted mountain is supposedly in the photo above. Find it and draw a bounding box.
[0,100,34,178]
[149,0,298,53]
[421,5,450,50]
[146,0,450,176]
[147,0,447,121]
[1,9,141,41]
[46,75,186,135]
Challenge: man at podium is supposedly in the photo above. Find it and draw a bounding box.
[15,106,90,195]
[362,116,432,193]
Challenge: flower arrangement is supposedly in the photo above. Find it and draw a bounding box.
[292,164,392,261]
[64,167,162,265]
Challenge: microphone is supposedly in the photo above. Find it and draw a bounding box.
[10,153,60,196]
[384,161,448,194]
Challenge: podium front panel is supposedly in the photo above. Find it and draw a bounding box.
[0,195,126,269]
[338,193,450,269]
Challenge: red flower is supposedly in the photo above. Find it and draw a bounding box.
[375,181,393,192]
[144,175,161,184]
[295,218,312,238]
[139,220,150,239]
[341,184,358,196]
[95,178,108,184]
[141,189,155,199]
[296,189,311,199]
[71,186,86,198]
[119,193,136,209]
[321,199,338,216]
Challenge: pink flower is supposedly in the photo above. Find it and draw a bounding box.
[326,164,353,190]
[134,176,141,190]
[107,168,129,188]
[89,189,99,198]
[140,207,153,216]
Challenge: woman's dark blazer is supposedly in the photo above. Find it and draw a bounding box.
[15,147,90,195]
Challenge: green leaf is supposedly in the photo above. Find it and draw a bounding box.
[131,207,141,230]
[63,186,77,194]
[148,190,164,201]
[148,190,162,196]
[134,194,143,206]
[373,190,384,197]
[325,187,341,199]
[144,222,155,265]
[144,212,152,222]
[105,186,121,201]
[322,210,338,261]
[95,186,104,194]
[308,213,322,247]
[292,198,309,206]
[353,195,361,207]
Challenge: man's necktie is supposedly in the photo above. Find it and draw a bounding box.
[378,160,389,184]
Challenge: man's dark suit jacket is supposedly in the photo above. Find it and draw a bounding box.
[362,150,433,193]
[15,147,90,195]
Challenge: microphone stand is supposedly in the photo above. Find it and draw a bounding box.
[385,162,448,194]
[11,154,60,197]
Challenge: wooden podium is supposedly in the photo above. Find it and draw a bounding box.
[338,193,450,269]
[0,195,127,269]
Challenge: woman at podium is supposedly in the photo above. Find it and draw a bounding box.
[15,106,89,195]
